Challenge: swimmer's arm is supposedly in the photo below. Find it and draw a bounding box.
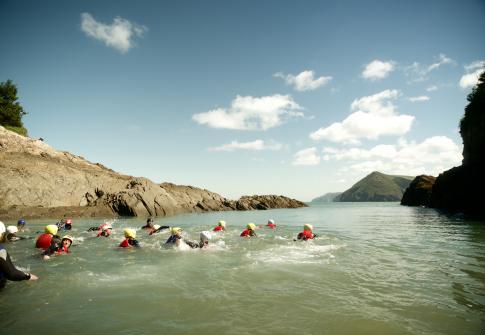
[0,251,31,281]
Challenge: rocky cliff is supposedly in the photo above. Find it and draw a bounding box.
[310,192,342,203]
[400,175,436,206]
[0,126,306,219]
[428,71,485,217]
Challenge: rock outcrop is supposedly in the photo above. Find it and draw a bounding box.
[0,126,306,219]
[400,175,436,206]
[337,171,413,202]
[428,71,485,217]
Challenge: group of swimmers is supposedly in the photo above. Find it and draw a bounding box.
[0,217,317,290]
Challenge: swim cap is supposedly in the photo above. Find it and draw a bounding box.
[218,220,226,227]
[45,225,59,235]
[268,219,275,224]
[153,224,161,230]
[100,223,112,231]
[171,227,182,235]
[18,219,26,225]
[247,223,256,230]
[303,224,313,231]
[65,218,73,225]
[6,226,18,234]
[0,221,5,235]
[124,228,136,239]
[62,235,74,243]
[200,231,211,241]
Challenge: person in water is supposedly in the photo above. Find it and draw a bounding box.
[96,223,112,237]
[266,219,276,229]
[17,219,27,232]
[141,218,154,230]
[43,235,73,260]
[119,229,140,248]
[0,221,38,290]
[148,224,170,235]
[240,223,257,237]
[213,220,226,232]
[35,225,59,250]
[296,224,316,241]
[57,218,73,231]
[165,227,184,247]
[6,226,26,242]
[199,231,211,248]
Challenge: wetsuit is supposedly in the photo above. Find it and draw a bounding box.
[7,235,27,242]
[297,230,315,240]
[240,229,256,237]
[43,238,69,256]
[96,230,111,237]
[0,245,31,290]
[213,226,224,232]
[267,223,276,229]
[165,235,181,245]
[119,238,140,248]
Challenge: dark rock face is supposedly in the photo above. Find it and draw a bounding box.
[401,175,436,206]
[230,195,307,211]
[429,71,485,217]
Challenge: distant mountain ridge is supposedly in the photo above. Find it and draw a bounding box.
[337,171,414,202]
[310,192,342,203]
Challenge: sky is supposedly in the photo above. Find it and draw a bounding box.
[1,0,484,201]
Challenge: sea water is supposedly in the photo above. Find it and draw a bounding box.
[1,203,484,335]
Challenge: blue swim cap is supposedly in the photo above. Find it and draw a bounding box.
[18,219,26,225]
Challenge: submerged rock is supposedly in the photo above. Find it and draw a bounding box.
[0,126,306,219]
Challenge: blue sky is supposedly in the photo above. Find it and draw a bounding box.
[1,0,484,201]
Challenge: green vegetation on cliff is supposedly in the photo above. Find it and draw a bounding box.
[338,171,414,202]
[0,80,27,136]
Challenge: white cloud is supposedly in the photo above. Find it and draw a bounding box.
[426,85,438,92]
[408,96,430,102]
[81,13,147,53]
[274,70,332,91]
[192,94,303,130]
[208,139,282,152]
[459,60,485,89]
[405,54,456,82]
[310,90,414,144]
[293,147,320,166]
[362,60,395,80]
[324,136,462,176]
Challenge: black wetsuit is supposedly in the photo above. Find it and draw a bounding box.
[0,245,31,290]
[165,235,181,245]
[150,226,170,235]
[43,238,62,256]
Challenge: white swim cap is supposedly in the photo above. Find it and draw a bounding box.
[6,226,18,234]
[200,231,212,241]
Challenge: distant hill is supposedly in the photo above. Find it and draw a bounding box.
[337,171,414,202]
[310,192,342,203]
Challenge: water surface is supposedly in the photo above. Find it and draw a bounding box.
[1,203,484,334]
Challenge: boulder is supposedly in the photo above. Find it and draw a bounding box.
[401,175,436,206]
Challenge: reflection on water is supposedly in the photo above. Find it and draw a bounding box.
[1,203,484,335]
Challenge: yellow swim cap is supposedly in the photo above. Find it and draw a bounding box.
[304,224,313,231]
[247,223,256,230]
[171,227,182,235]
[124,228,136,239]
[218,220,226,227]
[45,225,58,235]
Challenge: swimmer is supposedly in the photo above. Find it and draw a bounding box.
[213,220,226,232]
[0,221,38,289]
[240,223,257,237]
[43,235,73,260]
[295,224,317,241]
[199,231,211,248]
[266,219,276,229]
[165,227,184,247]
[96,223,112,237]
[56,218,72,231]
[119,229,140,248]
[35,225,59,250]
[148,224,170,235]
[141,218,154,230]
[6,226,26,242]
[17,219,27,232]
